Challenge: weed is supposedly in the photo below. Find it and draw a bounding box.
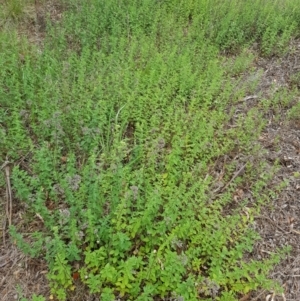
[2,0,300,300]
[15,285,45,301]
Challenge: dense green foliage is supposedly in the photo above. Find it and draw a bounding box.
[1,0,300,300]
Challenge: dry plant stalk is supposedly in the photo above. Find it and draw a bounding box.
[1,159,12,246]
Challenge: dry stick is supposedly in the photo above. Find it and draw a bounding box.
[1,161,7,246]
[290,228,300,235]
[4,164,12,227]
[256,215,300,235]
[251,289,267,301]
[1,218,5,246]
[221,163,247,192]
[213,162,247,194]
[1,160,12,246]
[256,215,287,233]
[2,219,6,247]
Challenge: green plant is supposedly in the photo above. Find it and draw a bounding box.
[3,0,300,300]
[290,71,300,88]
[4,0,26,19]
[15,285,46,301]
[288,102,300,121]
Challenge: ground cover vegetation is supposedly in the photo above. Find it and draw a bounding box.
[1,0,300,300]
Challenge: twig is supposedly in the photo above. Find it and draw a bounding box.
[0,160,9,171]
[256,215,300,235]
[266,292,276,301]
[243,95,258,101]
[2,218,6,246]
[0,254,11,268]
[281,292,286,301]
[115,104,126,125]
[256,215,288,234]
[214,162,247,194]
[1,158,12,246]
[252,289,267,301]
[4,164,12,227]
[290,229,300,235]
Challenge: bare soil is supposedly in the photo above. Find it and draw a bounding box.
[249,41,300,301]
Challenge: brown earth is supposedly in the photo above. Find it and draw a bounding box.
[248,42,300,301]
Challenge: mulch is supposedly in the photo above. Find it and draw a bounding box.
[244,40,300,301]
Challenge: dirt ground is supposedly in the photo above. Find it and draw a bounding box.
[1,3,300,300]
[248,42,300,301]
